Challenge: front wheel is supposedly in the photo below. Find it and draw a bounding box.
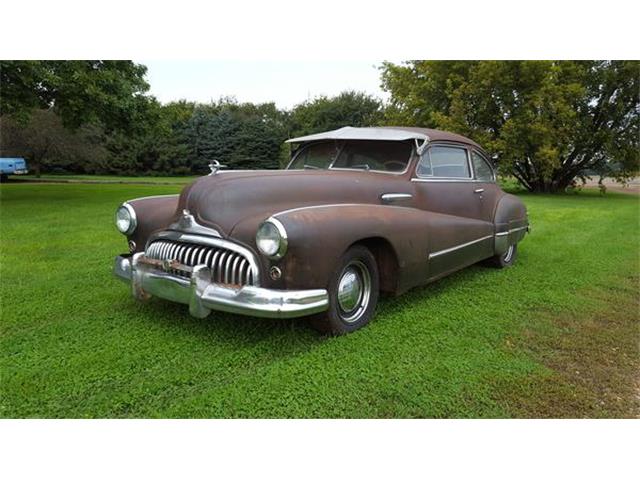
[309,245,379,335]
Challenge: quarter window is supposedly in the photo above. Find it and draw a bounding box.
[417,146,470,178]
[471,151,494,182]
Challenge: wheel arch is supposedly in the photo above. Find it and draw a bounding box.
[348,236,400,294]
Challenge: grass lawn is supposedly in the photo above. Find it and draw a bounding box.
[1,182,638,418]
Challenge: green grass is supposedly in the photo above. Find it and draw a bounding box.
[1,183,638,418]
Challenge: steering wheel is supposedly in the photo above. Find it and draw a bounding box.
[384,160,406,171]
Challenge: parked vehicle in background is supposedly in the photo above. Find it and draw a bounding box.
[113,126,529,335]
[0,158,29,181]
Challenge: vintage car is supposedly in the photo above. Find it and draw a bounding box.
[113,126,529,334]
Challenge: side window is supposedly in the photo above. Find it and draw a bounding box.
[471,151,494,182]
[417,146,470,178]
[416,152,433,176]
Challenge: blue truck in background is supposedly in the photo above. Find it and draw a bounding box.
[0,158,29,181]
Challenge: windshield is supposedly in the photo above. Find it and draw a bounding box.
[288,140,413,173]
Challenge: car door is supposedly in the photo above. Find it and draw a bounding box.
[411,144,494,279]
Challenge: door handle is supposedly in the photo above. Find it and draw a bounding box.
[381,193,413,204]
[474,188,484,194]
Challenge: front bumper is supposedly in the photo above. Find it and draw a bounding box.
[113,253,329,319]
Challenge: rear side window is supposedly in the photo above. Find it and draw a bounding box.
[417,146,470,178]
[471,151,494,182]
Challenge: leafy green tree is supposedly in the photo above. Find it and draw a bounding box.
[288,91,383,137]
[381,61,640,192]
[101,99,194,176]
[0,60,149,132]
[182,99,288,171]
[0,110,107,176]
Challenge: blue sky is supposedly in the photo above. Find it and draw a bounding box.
[141,60,390,108]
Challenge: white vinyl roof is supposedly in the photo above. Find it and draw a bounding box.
[286,126,430,143]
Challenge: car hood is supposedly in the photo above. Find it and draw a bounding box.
[175,169,410,236]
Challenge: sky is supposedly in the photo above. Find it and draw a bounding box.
[140,60,390,109]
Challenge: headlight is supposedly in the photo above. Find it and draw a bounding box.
[115,203,137,235]
[256,218,287,259]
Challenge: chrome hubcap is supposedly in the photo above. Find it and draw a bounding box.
[503,244,514,263]
[337,260,371,323]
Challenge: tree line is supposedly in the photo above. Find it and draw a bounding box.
[0,60,637,192]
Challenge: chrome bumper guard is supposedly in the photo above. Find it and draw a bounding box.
[113,253,329,319]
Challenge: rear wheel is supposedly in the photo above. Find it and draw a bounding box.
[309,245,379,335]
[0,174,8,182]
[486,243,518,268]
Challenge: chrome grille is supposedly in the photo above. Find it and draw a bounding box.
[145,240,255,286]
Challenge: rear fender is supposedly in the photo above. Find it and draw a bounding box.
[493,193,529,255]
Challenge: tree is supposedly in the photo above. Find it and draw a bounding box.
[182,99,289,171]
[0,110,107,176]
[100,99,194,176]
[288,91,383,137]
[381,61,640,193]
[0,60,149,132]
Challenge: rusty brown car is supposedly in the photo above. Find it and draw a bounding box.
[113,127,529,334]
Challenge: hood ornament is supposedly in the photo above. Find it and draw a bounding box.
[179,209,194,229]
[208,160,227,175]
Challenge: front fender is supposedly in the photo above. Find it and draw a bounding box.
[266,204,432,291]
[124,195,180,252]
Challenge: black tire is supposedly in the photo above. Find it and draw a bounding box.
[0,174,8,183]
[485,243,518,268]
[309,245,379,335]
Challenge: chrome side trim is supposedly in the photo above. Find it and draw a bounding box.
[495,226,529,237]
[429,235,494,259]
[114,254,329,319]
[273,202,415,218]
[147,230,261,286]
[494,225,529,255]
[411,178,484,183]
[126,194,179,203]
[273,203,365,217]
